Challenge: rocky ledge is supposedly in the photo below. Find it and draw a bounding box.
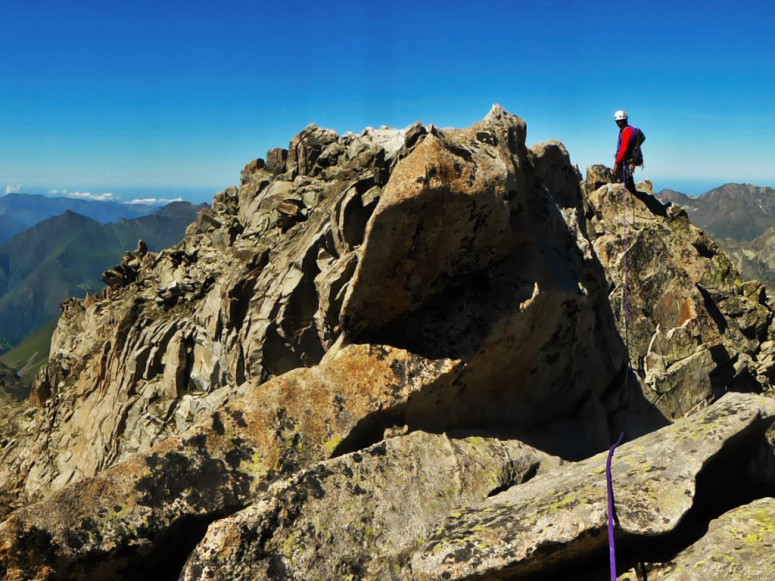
[2,106,775,579]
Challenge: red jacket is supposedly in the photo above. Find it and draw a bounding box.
[616,126,636,165]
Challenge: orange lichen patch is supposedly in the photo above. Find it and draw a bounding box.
[2,345,452,581]
[679,296,698,326]
[209,344,460,480]
[655,289,699,328]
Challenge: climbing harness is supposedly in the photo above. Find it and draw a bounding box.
[606,179,635,580]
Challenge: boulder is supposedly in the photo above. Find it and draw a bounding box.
[645,498,775,580]
[265,148,288,176]
[287,123,340,177]
[341,109,628,450]
[101,241,155,290]
[411,393,775,580]
[180,431,562,580]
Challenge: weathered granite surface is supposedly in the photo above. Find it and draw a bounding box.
[0,344,457,580]
[644,497,775,580]
[181,432,562,580]
[585,172,775,420]
[411,393,775,580]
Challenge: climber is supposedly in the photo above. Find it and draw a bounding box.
[613,110,638,194]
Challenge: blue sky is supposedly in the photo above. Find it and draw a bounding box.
[2,0,774,204]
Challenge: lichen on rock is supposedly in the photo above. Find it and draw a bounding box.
[180,431,562,580]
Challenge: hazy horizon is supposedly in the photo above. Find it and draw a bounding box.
[4,176,770,206]
[2,185,214,206]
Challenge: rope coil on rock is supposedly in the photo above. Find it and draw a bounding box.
[606,176,635,580]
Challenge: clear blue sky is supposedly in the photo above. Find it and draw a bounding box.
[2,0,774,203]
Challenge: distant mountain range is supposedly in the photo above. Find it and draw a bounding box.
[717,234,775,287]
[657,184,775,241]
[0,201,205,361]
[0,193,163,245]
[656,183,775,286]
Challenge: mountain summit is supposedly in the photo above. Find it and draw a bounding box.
[2,107,775,579]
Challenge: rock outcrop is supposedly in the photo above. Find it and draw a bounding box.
[10,122,426,501]
[411,392,775,579]
[180,432,562,580]
[2,107,775,579]
[645,497,775,580]
[585,168,775,420]
[1,106,631,508]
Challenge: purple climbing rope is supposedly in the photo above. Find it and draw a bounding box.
[606,170,633,580]
[606,430,625,579]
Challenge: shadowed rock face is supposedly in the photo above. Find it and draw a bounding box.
[342,115,627,442]
[2,108,775,579]
[0,363,24,401]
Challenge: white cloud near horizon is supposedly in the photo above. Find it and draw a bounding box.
[65,191,121,202]
[127,197,184,205]
[5,185,22,194]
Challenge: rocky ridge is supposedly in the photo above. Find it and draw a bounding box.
[2,107,775,579]
[656,184,775,288]
[585,166,775,420]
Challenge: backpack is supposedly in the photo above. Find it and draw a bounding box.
[629,127,646,167]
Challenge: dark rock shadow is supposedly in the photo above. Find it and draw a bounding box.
[633,188,669,217]
[341,170,673,462]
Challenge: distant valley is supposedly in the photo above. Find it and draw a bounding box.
[0,197,205,383]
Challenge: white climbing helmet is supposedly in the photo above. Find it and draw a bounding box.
[614,110,628,121]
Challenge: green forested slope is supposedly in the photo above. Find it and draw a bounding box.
[0,203,203,352]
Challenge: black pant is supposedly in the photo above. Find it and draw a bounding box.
[619,164,636,193]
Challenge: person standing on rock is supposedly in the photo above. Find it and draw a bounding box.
[613,110,638,193]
